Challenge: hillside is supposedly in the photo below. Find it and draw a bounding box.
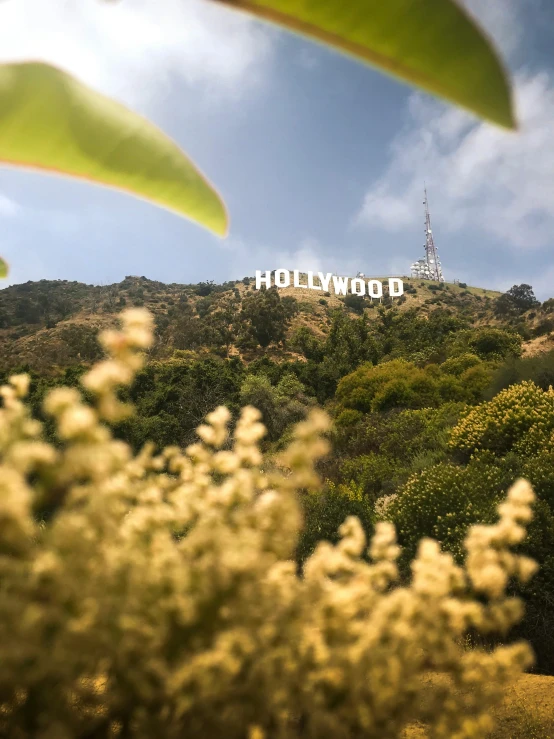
[3,273,554,730]
[0,274,551,373]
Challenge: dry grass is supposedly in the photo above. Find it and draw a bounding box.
[403,673,554,738]
[522,333,554,357]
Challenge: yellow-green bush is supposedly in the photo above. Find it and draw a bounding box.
[0,310,540,738]
[449,381,554,459]
[446,328,522,361]
[384,459,515,563]
[338,453,397,501]
[335,359,492,418]
[335,360,441,415]
[440,354,483,376]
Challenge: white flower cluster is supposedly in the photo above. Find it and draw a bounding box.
[0,309,538,738]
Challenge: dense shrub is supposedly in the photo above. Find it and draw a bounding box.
[386,458,518,564]
[342,294,366,314]
[487,350,554,397]
[447,328,522,361]
[239,372,313,443]
[440,353,482,376]
[240,288,298,348]
[495,285,540,317]
[338,453,398,501]
[449,381,554,459]
[335,359,488,418]
[295,483,375,566]
[336,360,438,415]
[533,318,554,337]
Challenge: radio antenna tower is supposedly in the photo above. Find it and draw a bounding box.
[423,184,444,281]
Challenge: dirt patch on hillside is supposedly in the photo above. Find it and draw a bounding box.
[522,334,554,357]
[403,673,554,738]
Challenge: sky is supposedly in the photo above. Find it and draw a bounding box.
[1,0,554,297]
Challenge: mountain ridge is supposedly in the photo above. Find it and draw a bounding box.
[0,274,551,373]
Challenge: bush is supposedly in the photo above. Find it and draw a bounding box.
[449,381,554,459]
[495,285,540,317]
[447,328,522,361]
[335,360,440,414]
[441,353,482,376]
[335,360,484,415]
[533,318,554,337]
[342,294,366,314]
[386,458,517,564]
[487,351,554,397]
[338,453,397,502]
[296,482,374,565]
[239,372,313,442]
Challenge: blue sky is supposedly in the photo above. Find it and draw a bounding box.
[1,0,554,297]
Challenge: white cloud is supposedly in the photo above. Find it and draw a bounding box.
[0,194,20,217]
[459,0,524,61]
[355,69,554,251]
[354,0,554,253]
[0,0,275,111]
[222,236,369,282]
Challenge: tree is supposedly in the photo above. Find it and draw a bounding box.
[239,372,313,442]
[495,284,539,316]
[205,294,241,357]
[240,287,297,349]
[447,327,522,360]
[336,360,443,417]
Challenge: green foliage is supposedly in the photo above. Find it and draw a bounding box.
[195,280,216,297]
[0,62,227,236]
[240,287,298,348]
[336,360,423,414]
[295,484,375,566]
[342,294,366,314]
[533,318,554,337]
[386,458,514,563]
[0,280,84,331]
[335,358,487,417]
[449,381,554,459]
[239,372,313,442]
[338,453,397,502]
[441,353,483,376]
[289,326,324,362]
[332,404,465,502]
[57,325,103,362]
[115,357,245,451]
[487,350,554,397]
[373,307,468,362]
[495,285,540,317]
[447,327,522,360]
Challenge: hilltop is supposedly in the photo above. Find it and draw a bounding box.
[0,274,551,373]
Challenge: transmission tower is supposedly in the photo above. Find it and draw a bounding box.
[422,185,444,281]
[410,186,444,281]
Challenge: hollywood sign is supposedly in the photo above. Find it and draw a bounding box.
[255,270,404,298]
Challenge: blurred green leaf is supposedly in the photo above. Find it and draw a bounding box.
[0,257,7,279]
[0,62,228,235]
[214,0,515,128]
